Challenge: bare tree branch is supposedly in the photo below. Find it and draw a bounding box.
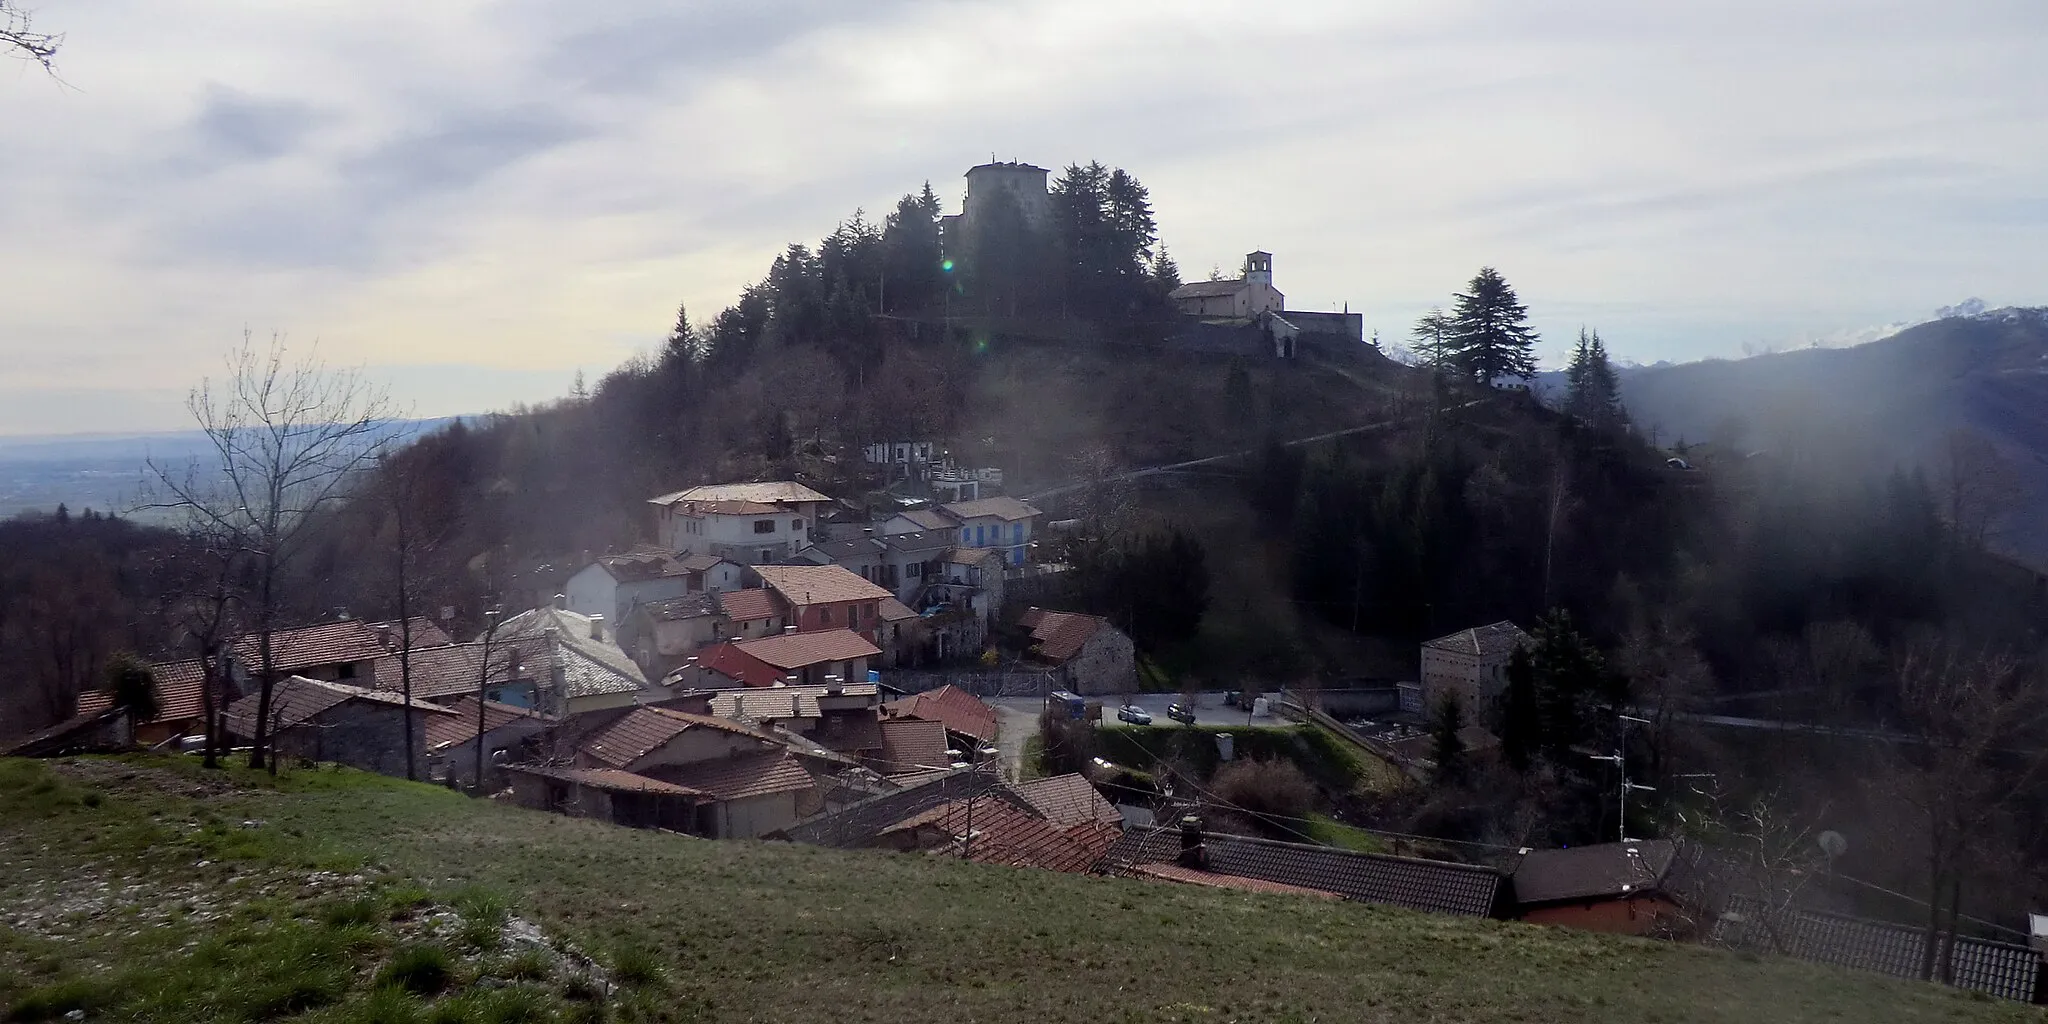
[1,0,61,73]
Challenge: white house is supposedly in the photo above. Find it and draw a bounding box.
[647,482,831,565]
[1420,621,1532,709]
[563,550,741,625]
[939,496,1041,568]
[1169,251,1284,318]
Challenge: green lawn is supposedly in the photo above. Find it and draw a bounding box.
[1095,722,1405,795]
[3,755,2040,1024]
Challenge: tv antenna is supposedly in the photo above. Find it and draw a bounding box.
[1587,714,1656,843]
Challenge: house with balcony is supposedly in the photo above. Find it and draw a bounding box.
[939,496,1041,568]
[647,481,832,565]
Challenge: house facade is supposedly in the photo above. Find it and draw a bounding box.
[221,676,455,778]
[751,564,895,644]
[940,496,1040,568]
[646,481,831,564]
[1421,621,1532,709]
[1020,608,1136,696]
[564,551,743,625]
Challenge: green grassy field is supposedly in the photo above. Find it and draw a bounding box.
[2,755,2040,1024]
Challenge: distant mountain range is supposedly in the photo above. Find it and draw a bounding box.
[1603,307,2048,567]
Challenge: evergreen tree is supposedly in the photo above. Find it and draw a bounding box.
[1564,327,1596,421]
[1105,169,1157,272]
[661,302,695,367]
[1586,330,1624,427]
[1149,248,1182,293]
[1411,308,1454,368]
[1498,646,1539,773]
[106,652,158,723]
[1448,267,1538,383]
[1430,692,1467,784]
[882,185,945,314]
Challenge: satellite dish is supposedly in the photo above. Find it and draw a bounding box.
[1817,830,1848,860]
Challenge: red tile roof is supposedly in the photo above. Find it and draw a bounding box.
[878,718,951,775]
[717,588,784,623]
[507,764,706,798]
[753,564,893,606]
[1133,863,1344,899]
[367,617,455,648]
[1012,773,1121,827]
[883,800,1119,874]
[577,706,768,768]
[76,657,216,726]
[423,697,544,751]
[877,597,919,622]
[372,638,543,700]
[646,751,816,801]
[229,619,389,673]
[1020,608,1109,664]
[882,685,997,743]
[696,643,786,688]
[732,629,880,670]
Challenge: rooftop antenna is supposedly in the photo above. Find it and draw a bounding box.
[1587,713,1656,842]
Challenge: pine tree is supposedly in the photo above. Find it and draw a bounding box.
[1411,308,1454,368]
[1498,646,1538,773]
[1448,267,1538,383]
[1150,248,1182,293]
[662,302,693,365]
[1587,329,1624,427]
[1564,326,1596,421]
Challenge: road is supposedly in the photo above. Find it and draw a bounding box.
[988,691,1287,780]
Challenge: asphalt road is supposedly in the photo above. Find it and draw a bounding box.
[987,692,1285,779]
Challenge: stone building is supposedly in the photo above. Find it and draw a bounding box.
[1019,607,1136,696]
[1420,621,1532,709]
[940,161,1052,253]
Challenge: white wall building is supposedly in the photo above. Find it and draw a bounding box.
[1169,251,1285,318]
[647,482,831,565]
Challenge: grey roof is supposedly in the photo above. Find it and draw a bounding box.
[492,605,648,691]
[882,530,953,554]
[800,537,888,561]
[1422,621,1531,658]
[1511,840,1675,905]
[1099,827,1503,917]
[637,594,718,622]
[1171,278,1249,299]
[894,508,956,531]
[647,481,831,506]
[1715,895,2041,1002]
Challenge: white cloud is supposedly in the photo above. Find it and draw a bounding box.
[1,0,2044,431]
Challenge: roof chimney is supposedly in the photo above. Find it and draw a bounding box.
[784,623,797,635]
[553,593,568,610]
[1178,815,1206,870]
[589,614,606,641]
[372,623,395,651]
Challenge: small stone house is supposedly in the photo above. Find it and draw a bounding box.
[1019,608,1136,696]
[222,675,456,778]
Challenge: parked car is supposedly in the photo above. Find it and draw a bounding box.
[1223,691,1242,708]
[1166,703,1197,724]
[1116,704,1153,725]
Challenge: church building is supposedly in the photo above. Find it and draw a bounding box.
[1168,251,1285,318]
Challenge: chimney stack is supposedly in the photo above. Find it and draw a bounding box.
[372,623,395,651]
[589,614,606,642]
[553,593,568,610]
[1178,816,1206,870]
[784,623,798,635]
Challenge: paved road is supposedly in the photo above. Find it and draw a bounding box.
[988,692,1288,778]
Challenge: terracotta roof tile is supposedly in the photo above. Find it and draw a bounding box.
[577,706,768,769]
[222,676,454,737]
[695,643,790,688]
[883,800,1119,874]
[1022,608,1109,664]
[645,751,816,801]
[877,597,919,623]
[1012,773,1121,827]
[882,685,997,743]
[367,618,455,648]
[878,718,951,775]
[753,565,893,606]
[717,588,784,623]
[229,619,388,673]
[732,629,880,670]
[777,768,1032,847]
[506,764,706,798]
[423,697,544,751]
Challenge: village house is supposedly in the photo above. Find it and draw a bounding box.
[423,696,554,791]
[1509,840,1680,936]
[711,586,788,641]
[790,536,887,586]
[686,628,881,689]
[563,550,742,625]
[879,507,956,537]
[647,481,831,565]
[75,656,246,747]
[489,602,652,714]
[1421,621,1532,709]
[877,530,953,603]
[750,564,896,644]
[774,766,1122,874]
[618,593,721,679]
[549,705,823,837]
[1019,608,1136,696]
[222,675,456,778]
[880,684,998,755]
[940,496,1041,568]
[1,707,136,758]
[877,717,953,777]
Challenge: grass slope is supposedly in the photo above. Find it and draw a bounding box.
[2,756,2039,1024]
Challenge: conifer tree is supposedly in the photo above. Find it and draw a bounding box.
[1448,267,1538,383]
[1411,308,1454,369]
[1430,692,1468,784]
[1499,646,1539,774]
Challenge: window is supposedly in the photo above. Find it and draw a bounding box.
[758,548,773,563]
[753,519,776,534]
[792,518,804,531]
[819,606,832,626]
[864,603,876,623]
[961,528,969,542]
[907,561,922,578]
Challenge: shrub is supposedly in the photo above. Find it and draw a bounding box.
[610,943,665,989]
[1038,710,1100,777]
[377,944,454,995]
[1211,758,1315,823]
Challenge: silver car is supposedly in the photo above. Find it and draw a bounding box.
[1116,704,1152,725]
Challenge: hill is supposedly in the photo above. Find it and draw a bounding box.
[1610,308,2048,567]
[3,755,2036,1024]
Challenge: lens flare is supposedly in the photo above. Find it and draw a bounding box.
[941,259,954,273]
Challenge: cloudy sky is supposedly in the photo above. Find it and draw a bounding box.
[3,0,2043,434]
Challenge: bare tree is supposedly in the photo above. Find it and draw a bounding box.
[1934,428,2023,551]
[155,528,245,769]
[1872,641,2048,980]
[2,0,60,72]
[142,331,396,771]
[368,452,455,781]
[1671,788,1827,951]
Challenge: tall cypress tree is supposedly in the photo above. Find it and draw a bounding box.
[1448,267,1538,384]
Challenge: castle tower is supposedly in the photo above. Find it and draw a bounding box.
[1244,251,1273,289]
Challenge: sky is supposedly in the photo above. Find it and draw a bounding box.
[2,0,2044,435]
